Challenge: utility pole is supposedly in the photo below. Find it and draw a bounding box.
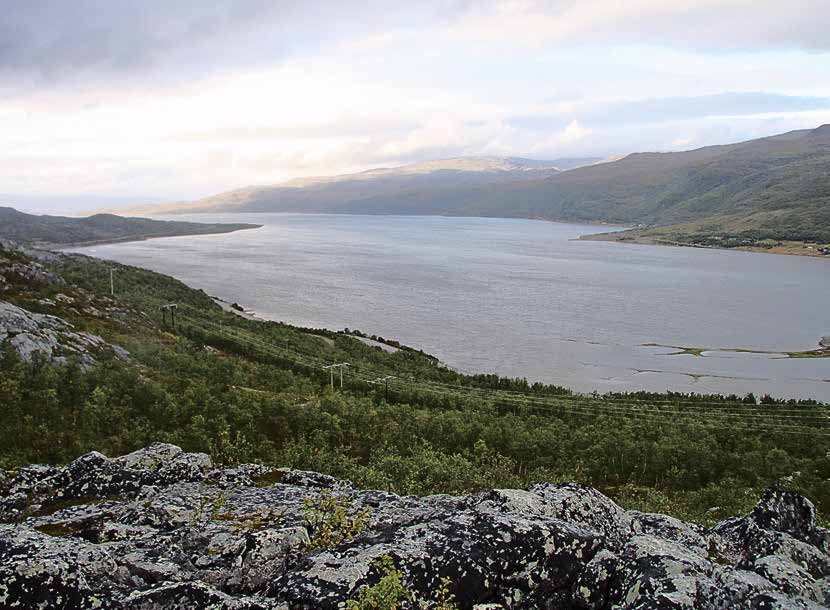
[160,304,178,329]
[109,268,117,296]
[322,363,350,390]
[370,375,395,401]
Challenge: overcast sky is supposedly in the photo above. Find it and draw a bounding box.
[2,0,830,213]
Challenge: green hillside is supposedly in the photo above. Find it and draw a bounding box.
[1,242,828,524]
[346,125,830,244]
[159,125,830,247]
[0,207,261,246]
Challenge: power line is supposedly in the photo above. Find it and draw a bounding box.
[175,310,829,434]
[178,304,827,411]
[322,363,350,390]
[179,308,822,425]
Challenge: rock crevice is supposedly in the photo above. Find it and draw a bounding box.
[0,444,827,609]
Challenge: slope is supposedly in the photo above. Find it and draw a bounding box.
[129,156,599,215]
[0,207,261,246]
[142,126,830,246]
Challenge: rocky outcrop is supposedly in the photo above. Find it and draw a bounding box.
[0,445,827,609]
[0,299,128,366]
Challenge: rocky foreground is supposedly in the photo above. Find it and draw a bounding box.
[0,445,828,609]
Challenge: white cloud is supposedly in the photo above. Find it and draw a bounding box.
[1,1,830,205]
[558,120,592,144]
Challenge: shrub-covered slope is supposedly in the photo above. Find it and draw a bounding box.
[1,240,828,531]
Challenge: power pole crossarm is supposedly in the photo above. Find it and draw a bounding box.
[370,375,395,400]
[322,363,350,390]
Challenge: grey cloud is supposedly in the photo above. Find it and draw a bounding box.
[4,1,828,92]
[509,93,830,131]
[0,1,278,84]
[453,0,830,52]
[589,93,830,126]
[0,1,445,87]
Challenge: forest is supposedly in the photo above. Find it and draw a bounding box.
[1,244,828,526]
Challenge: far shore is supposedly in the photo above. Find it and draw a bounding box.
[52,224,262,250]
[580,230,830,259]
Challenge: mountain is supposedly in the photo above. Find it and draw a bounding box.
[473,124,830,245]
[127,156,600,215]
[142,126,830,247]
[0,207,261,246]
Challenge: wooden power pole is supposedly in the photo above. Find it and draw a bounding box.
[323,363,350,390]
[371,375,395,401]
[160,304,178,329]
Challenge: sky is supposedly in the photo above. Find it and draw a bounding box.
[2,0,830,214]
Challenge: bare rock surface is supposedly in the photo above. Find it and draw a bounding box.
[0,299,128,366]
[0,444,827,609]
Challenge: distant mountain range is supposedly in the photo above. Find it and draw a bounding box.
[125,156,602,215]
[0,207,260,247]
[129,125,830,246]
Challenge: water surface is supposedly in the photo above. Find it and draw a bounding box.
[71,214,830,400]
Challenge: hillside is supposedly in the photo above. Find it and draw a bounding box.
[128,156,599,215]
[348,124,830,244]
[144,126,830,248]
[0,241,828,607]
[0,207,261,246]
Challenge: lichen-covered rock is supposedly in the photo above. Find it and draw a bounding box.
[0,299,128,366]
[0,446,827,609]
[630,511,709,554]
[275,468,352,490]
[0,524,121,609]
[236,526,310,591]
[602,533,716,608]
[571,549,618,608]
[752,555,825,604]
[121,581,284,609]
[527,483,635,550]
[272,508,603,608]
[750,489,821,547]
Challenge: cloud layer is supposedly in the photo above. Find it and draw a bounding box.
[1,1,829,206]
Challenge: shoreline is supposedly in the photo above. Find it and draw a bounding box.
[48,224,262,250]
[643,341,830,360]
[580,231,830,259]
[140,210,826,260]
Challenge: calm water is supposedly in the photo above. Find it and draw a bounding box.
[71,214,830,400]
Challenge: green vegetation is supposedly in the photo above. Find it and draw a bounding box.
[0,206,260,246]
[158,125,830,247]
[345,556,460,610]
[431,578,459,610]
[346,556,412,610]
[303,491,371,550]
[487,124,830,245]
[1,244,828,526]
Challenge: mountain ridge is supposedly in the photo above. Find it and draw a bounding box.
[0,206,261,246]
[126,125,830,248]
[122,155,602,215]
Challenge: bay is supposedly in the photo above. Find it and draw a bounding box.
[69,214,830,401]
